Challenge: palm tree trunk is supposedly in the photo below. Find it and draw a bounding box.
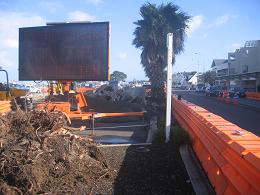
[150,68,165,103]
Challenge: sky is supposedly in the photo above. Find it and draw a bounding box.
[0,0,260,82]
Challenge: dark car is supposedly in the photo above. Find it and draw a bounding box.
[228,87,246,98]
[205,86,225,97]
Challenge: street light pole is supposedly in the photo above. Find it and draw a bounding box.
[194,52,200,74]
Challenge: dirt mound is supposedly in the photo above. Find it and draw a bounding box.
[85,95,145,112]
[0,110,109,194]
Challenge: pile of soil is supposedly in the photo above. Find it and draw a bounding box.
[0,110,109,194]
[85,95,145,113]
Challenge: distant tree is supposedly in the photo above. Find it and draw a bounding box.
[110,71,127,82]
[133,2,190,102]
[203,71,216,85]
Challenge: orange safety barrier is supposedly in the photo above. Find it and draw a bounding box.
[76,87,95,93]
[67,111,146,120]
[0,101,11,113]
[172,96,260,195]
[246,92,260,101]
[37,99,145,121]
[37,102,70,113]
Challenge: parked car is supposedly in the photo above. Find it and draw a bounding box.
[195,84,205,93]
[205,86,224,97]
[228,87,246,98]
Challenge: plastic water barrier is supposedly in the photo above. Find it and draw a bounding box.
[172,96,260,195]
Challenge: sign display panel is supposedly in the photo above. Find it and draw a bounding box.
[19,22,110,81]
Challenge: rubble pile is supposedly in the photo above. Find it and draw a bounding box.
[0,110,109,194]
[93,85,145,105]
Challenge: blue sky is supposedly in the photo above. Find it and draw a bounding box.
[0,0,260,82]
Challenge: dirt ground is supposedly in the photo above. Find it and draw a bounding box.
[95,144,195,195]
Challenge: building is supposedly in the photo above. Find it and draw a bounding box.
[172,71,197,88]
[188,72,204,86]
[188,72,198,85]
[211,40,260,92]
[228,40,260,91]
[211,59,228,86]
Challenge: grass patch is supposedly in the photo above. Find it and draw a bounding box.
[170,123,190,146]
[153,117,190,146]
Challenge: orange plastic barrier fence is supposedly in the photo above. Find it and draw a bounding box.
[172,96,260,195]
[36,101,145,121]
[246,92,260,101]
[37,102,70,113]
[76,87,95,93]
[0,101,11,113]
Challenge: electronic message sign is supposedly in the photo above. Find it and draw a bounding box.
[19,22,109,81]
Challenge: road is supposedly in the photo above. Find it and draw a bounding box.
[173,90,260,136]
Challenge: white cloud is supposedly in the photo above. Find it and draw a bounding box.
[85,0,103,5]
[215,13,237,25]
[68,10,96,22]
[208,13,238,27]
[40,0,63,13]
[0,11,45,49]
[0,11,45,68]
[119,52,127,59]
[0,51,15,67]
[232,43,241,49]
[186,15,203,37]
[4,38,19,49]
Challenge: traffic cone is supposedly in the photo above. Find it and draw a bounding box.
[225,94,230,104]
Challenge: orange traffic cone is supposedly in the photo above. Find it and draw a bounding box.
[233,99,238,104]
[225,93,230,104]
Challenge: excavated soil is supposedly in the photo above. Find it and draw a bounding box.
[84,95,145,113]
[0,109,110,194]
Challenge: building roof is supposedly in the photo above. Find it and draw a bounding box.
[211,59,228,68]
[244,40,260,48]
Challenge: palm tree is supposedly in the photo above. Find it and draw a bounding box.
[133,2,190,102]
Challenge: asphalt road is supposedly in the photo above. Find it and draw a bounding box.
[173,90,260,136]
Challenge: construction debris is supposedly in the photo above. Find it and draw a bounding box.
[0,110,109,194]
[92,85,145,104]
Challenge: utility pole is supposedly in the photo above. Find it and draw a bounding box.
[194,52,200,74]
[165,33,173,143]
